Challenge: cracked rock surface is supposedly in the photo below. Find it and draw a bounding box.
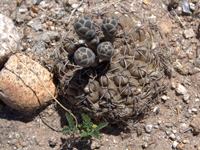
[0,53,56,112]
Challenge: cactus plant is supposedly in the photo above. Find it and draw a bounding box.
[55,7,167,123]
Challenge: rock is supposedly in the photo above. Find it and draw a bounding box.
[72,3,79,9]
[0,53,56,112]
[173,61,187,75]
[191,108,198,112]
[32,6,40,13]
[18,8,28,13]
[171,80,176,89]
[191,0,198,3]
[142,142,148,148]
[177,143,185,150]
[161,95,169,101]
[190,117,200,134]
[176,136,182,143]
[182,139,189,144]
[157,20,172,35]
[153,107,160,114]
[48,136,57,147]
[145,125,153,133]
[91,139,100,149]
[183,28,195,39]
[189,3,195,11]
[182,1,192,14]
[27,18,42,31]
[0,14,20,68]
[136,126,143,136]
[183,93,190,103]
[170,0,179,8]
[169,133,176,140]
[176,84,187,95]
[39,1,49,8]
[41,31,60,44]
[166,130,171,135]
[172,141,179,149]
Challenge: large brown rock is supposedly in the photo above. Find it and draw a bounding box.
[0,53,56,112]
[0,14,20,68]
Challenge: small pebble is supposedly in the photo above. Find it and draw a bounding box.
[157,120,162,125]
[173,61,186,75]
[142,142,148,148]
[171,81,176,89]
[19,8,28,13]
[166,130,171,135]
[176,136,182,143]
[172,141,179,149]
[170,0,179,8]
[182,1,192,14]
[191,0,197,3]
[136,127,143,136]
[72,3,79,9]
[183,139,189,144]
[153,107,160,114]
[161,95,169,101]
[176,84,187,95]
[172,129,177,134]
[169,133,176,140]
[33,23,42,31]
[91,140,100,149]
[183,94,190,103]
[145,125,153,133]
[189,3,195,11]
[32,6,40,13]
[191,108,198,112]
[154,125,159,129]
[40,1,49,8]
[190,117,200,134]
[183,28,195,39]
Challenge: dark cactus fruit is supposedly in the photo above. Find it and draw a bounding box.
[97,42,114,61]
[74,47,96,68]
[74,16,96,40]
[101,17,118,38]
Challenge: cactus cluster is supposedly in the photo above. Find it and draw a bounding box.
[55,10,166,123]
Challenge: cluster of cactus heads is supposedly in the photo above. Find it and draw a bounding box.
[55,9,166,123]
[73,15,118,68]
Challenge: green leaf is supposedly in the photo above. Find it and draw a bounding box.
[82,114,92,125]
[78,124,82,128]
[96,122,108,130]
[91,130,99,139]
[80,135,91,140]
[82,113,93,130]
[72,126,78,133]
[80,131,88,137]
[61,126,71,133]
[66,113,75,128]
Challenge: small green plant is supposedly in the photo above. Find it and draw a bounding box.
[62,113,108,141]
[190,13,195,18]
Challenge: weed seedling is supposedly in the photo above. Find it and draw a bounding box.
[61,113,108,147]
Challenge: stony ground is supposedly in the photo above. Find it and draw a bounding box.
[0,0,200,150]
